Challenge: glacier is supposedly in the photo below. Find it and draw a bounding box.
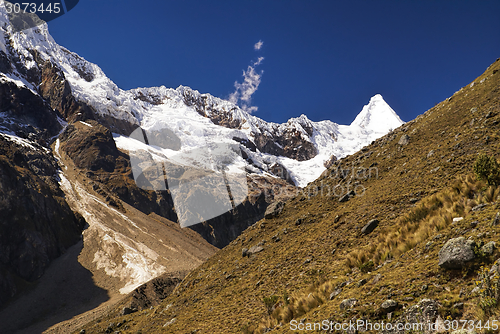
[0,7,404,188]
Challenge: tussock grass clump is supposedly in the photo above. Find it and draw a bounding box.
[246,279,338,333]
[346,175,498,268]
[262,295,279,315]
[248,175,500,333]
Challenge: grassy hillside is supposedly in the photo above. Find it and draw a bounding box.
[76,57,500,333]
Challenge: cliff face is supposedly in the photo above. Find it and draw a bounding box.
[0,133,85,307]
[0,60,88,307]
[0,80,61,142]
[76,57,500,334]
[58,120,178,223]
[0,10,403,330]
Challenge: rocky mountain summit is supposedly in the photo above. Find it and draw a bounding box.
[0,8,405,333]
[76,57,500,333]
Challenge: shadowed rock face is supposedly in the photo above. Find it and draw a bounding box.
[0,135,86,308]
[58,120,178,222]
[39,60,95,124]
[59,120,120,173]
[129,274,182,311]
[188,174,296,248]
[0,80,61,142]
[38,59,138,135]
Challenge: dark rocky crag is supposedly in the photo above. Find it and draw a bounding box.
[181,87,318,161]
[0,80,61,143]
[0,135,85,307]
[57,120,178,222]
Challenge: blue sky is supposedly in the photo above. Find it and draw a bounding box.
[48,0,500,125]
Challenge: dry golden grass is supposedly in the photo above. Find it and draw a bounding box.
[345,175,498,269]
[74,58,500,334]
[246,174,500,333]
[245,279,338,333]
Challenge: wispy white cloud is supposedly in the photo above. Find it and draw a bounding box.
[229,42,265,114]
[254,40,263,50]
[229,62,263,114]
[254,57,264,66]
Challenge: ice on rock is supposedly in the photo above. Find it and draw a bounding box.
[0,8,404,189]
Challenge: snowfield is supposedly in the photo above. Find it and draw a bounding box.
[0,5,404,190]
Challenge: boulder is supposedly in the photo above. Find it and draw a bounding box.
[248,246,264,255]
[481,241,496,256]
[357,279,367,287]
[264,201,284,219]
[381,299,399,313]
[339,298,357,310]
[121,307,138,315]
[361,219,379,235]
[339,190,355,203]
[398,134,410,145]
[329,288,342,300]
[438,237,476,269]
[241,248,249,257]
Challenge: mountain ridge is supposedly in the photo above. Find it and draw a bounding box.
[75,56,500,333]
[0,6,404,188]
[0,10,411,333]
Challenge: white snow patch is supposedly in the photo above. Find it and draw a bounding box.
[0,132,38,151]
[79,121,93,127]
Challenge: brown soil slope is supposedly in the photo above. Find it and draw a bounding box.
[77,58,500,333]
[0,123,217,334]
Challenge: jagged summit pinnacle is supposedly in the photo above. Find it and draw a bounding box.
[0,13,404,188]
[350,94,404,133]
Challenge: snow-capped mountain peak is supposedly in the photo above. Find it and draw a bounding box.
[0,10,405,188]
[350,94,403,133]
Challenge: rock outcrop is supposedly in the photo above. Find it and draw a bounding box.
[380,299,439,334]
[0,135,85,307]
[438,237,476,269]
[129,274,181,311]
[58,120,178,222]
[361,219,379,235]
